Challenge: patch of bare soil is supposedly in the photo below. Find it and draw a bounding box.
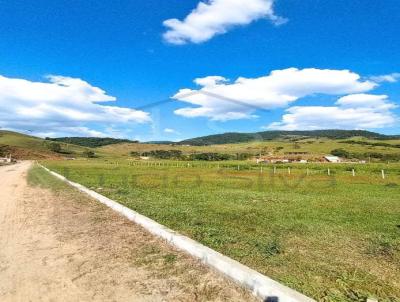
[0,162,258,302]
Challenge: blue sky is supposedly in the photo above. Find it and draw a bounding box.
[0,0,399,141]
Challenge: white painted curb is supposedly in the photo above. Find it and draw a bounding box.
[39,164,315,302]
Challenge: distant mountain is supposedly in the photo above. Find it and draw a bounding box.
[178,130,399,146]
[47,137,138,148]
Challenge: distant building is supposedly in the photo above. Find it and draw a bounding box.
[324,156,341,163]
[0,154,12,163]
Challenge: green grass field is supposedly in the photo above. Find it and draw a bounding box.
[42,159,400,302]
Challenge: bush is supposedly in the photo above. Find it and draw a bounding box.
[48,142,62,153]
[189,153,233,161]
[142,150,183,159]
[331,148,350,158]
[82,150,96,158]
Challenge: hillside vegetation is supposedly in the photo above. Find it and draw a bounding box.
[47,137,137,148]
[2,130,400,162]
[0,131,105,159]
[100,135,400,162]
[178,130,399,146]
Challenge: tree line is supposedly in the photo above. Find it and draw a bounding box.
[130,150,253,161]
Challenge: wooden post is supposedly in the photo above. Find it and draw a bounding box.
[328,168,330,176]
[273,166,276,174]
[306,168,309,176]
[352,169,355,177]
[288,167,291,175]
[382,170,385,179]
[260,166,263,173]
[237,165,240,171]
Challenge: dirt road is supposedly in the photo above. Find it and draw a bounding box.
[0,162,257,302]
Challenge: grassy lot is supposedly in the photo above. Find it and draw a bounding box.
[42,159,400,302]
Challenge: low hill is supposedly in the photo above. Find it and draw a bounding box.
[0,131,60,159]
[98,134,400,162]
[47,137,137,148]
[3,129,400,162]
[0,131,102,159]
[178,130,398,146]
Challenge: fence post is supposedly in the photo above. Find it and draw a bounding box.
[328,168,330,176]
[306,168,309,176]
[352,169,355,177]
[382,170,385,179]
[273,166,276,174]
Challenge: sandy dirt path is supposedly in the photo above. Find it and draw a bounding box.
[0,162,258,302]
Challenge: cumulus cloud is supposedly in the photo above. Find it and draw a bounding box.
[268,94,398,130]
[370,73,400,83]
[164,128,179,134]
[336,94,396,110]
[163,0,286,44]
[0,75,151,137]
[172,68,376,121]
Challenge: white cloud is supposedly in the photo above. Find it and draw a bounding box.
[164,128,179,134]
[172,68,376,121]
[163,0,286,44]
[0,75,151,137]
[268,94,398,130]
[33,127,109,138]
[370,73,400,83]
[194,76,228,86]
[336,94,396,110]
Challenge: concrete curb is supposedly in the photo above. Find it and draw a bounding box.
[39,164,315,302]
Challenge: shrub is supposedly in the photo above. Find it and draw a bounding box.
[331,148,350,158]
[142,150,183,159]
[82,149,96,158]
[48,142,62,153]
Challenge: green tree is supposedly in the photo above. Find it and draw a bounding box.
[48,142,62,153]
[331,149,350,158]
[130,151,140,157]
[83,149,96,158]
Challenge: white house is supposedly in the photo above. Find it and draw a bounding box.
[0,154,12,163]
[324,155,341,163]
